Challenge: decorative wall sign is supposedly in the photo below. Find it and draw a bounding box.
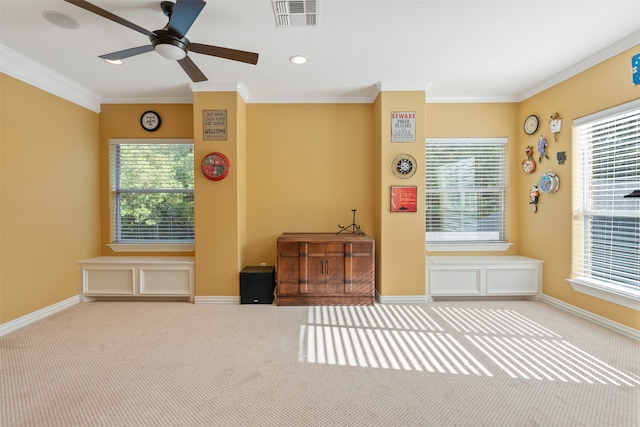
[390,186,417,212]
[632,53,640,85]
[391,111,416,142]
[203,110,227,141]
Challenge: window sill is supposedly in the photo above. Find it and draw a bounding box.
[566,278,640,310]
[108,243,194,253]
[426,242,513,252]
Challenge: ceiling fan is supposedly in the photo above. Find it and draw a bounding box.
[64,0,259,82]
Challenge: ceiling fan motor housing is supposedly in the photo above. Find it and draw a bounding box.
[150,29,190,60]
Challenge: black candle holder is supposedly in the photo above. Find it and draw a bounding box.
[337,209,365,236]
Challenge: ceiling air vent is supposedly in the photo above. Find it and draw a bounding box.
[272,0,317,27]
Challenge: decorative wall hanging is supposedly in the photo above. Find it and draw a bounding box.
[390,186,417,212]
[391,111,416,142]
[203,110,227,141]
[538,135,549,162]
[557,151,567,164]
[529,184,540,213]
[201,152,230,181]
[522,145,537,173]
[392,154,417,178]
[632,53,640,85]
[539,172,561,193]
[549,112,562,142]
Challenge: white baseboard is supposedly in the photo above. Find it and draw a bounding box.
[194,296,240,304]
[376,292,428,305]
[540,294,639,341]
[0,295,80,337]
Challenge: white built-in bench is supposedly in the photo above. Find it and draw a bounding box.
[78,256,194,302]
[426,256,543,301]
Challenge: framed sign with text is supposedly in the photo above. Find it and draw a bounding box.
[390,186,417,212]
[391,111,416,142]
[203,110,227,141]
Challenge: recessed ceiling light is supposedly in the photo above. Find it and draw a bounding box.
[104,59,124,65]
[42,11,80,30]
[289,55,308,65]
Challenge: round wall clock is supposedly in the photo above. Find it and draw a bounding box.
[539,172,560,193]
[140,110,161,132]
[392,154,417,179]
[201,152,230,181]
[523,114,539,135]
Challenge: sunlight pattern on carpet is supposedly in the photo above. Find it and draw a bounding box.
[432,307,560,337]
[298,305,640,387]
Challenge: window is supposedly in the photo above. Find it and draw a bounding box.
[425,138,508,250]
[110,140,194,248]
[570,100,640,308]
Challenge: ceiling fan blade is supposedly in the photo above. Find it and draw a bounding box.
[64,0,154,37]
[190,43,259,65]
[178,56,207,82]
[168,0,206,38]
[99,45,155,61]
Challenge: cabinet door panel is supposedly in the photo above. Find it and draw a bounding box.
[325,255,345,285]
[352,255,374,282]
[277,255,300,282]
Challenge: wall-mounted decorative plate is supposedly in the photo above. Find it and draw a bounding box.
[392,154,417,179]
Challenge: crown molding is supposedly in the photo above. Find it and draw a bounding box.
[517,29,640,102]
[426,95,518,104]
[0,44,101,113]
[189,81,250,102]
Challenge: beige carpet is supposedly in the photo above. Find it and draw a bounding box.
[1,300,638,426]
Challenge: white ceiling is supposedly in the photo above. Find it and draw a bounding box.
[1,0,639,105]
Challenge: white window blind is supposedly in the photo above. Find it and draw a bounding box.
[572,100,640,295]
[111,140,194,243]
[425,138,507,243]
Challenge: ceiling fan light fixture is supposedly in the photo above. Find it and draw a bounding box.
[151,30,189,60]
[289,55,308,65]
[154,43,188,60]
[104,59,124,65]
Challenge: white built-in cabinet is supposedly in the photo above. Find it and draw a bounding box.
[426,256,543,300]
[78,256,194,302]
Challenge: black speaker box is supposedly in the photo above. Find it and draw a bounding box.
[240,266,275,304]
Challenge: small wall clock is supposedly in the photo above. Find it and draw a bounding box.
[392,154,417,179]
[523,114,539,135]
[140,110,161,132]
[539,172,560,193]
[201,152,230,181]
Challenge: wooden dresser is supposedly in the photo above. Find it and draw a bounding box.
[276,233,375,306]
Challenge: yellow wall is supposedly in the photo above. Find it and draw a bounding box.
[0,74,100,323]
[193,92,246,296]
[245,104,375,266]
[98,104,194,256]
[375,92,426,297]
[517,45,640,329]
